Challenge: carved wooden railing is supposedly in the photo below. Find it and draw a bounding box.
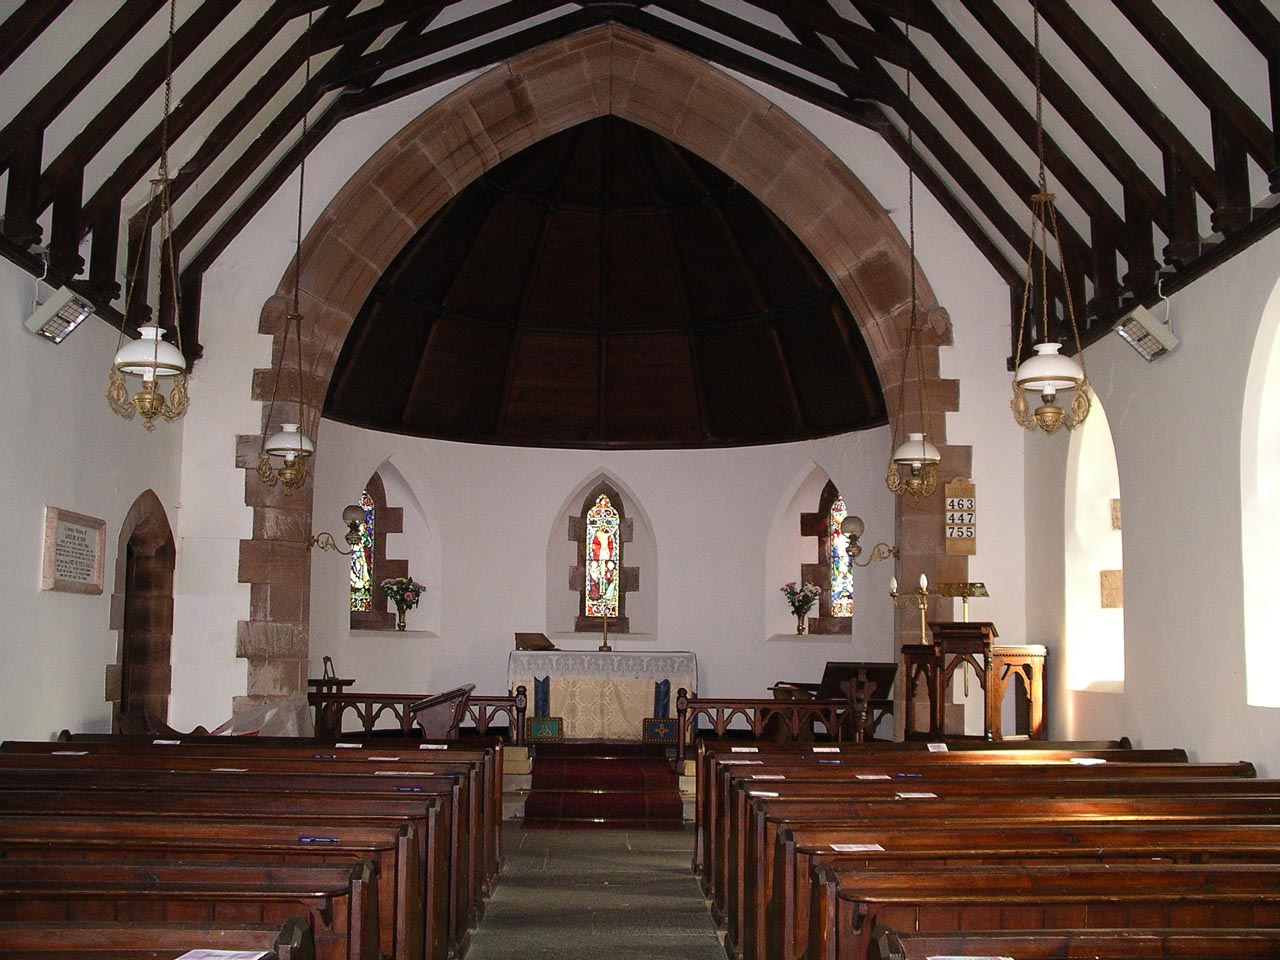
[308,686,527,745]
[674,687,851,758]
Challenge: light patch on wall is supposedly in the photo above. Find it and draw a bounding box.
[1099,570,1123,608]
[1064,394,1125,692]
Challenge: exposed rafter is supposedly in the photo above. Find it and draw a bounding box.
[0,0,1276,371]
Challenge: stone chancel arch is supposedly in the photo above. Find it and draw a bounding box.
[239,24,964,701]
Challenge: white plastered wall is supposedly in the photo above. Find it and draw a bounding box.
[1026,228,1280,776]
[0,259,181,739]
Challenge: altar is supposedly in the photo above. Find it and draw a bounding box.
[508,649,697,740]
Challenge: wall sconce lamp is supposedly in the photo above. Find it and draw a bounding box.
[310,503,364,555]
[839,515,898,568]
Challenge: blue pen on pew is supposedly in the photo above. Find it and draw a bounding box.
[896,772,922,777]
[313,753,337,759]
[393,785,425,792]
[298,836,340,844]
[818,759,841,764]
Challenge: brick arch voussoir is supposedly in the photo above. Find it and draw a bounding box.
[237,22,966,711]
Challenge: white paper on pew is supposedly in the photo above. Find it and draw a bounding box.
[420,744,449,750]
[747,790,780,797]
[153,739,181,745]
[856,774,892,780]
[51,750,89,755]
[210,767,248,773]
[375,770,436,776]
[175,952,272,960]
[751,774,786,780]
[730,746,759,753]
[335,742,363,748]
[926,742,948,752]
[896,791,938,799]
[811,746,840,753]
[829,843,884,852]
[719,760,763,765]
[1071,757,1106,765]
[368,755,401,761]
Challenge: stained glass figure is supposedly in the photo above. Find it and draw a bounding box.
[350,489,374,612]
[829,494,854,617]
[584,494,620,618]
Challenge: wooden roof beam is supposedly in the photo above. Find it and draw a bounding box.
[0,0,73,76]
[1116,0,1274,174]
[724,0,909,67]
[1036,0,1219,207]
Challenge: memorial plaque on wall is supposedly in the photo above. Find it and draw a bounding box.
[944,477,977,556]
[41,506,106,595]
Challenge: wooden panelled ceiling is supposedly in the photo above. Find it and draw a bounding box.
[2,0,1278,444]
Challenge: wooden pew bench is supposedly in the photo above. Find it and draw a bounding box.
[695,742,1206,888]
[739,793,1280,960]
[4,735,503,897]
[767,821,1280,960]
[0,916,314,960]
[868,924,1280,960]
[0,784,452,960]
[708,758,1258,931]
[0,747,480,950]
[808,863,1280,960]
[0,814,419,960]
[0,858,379,960]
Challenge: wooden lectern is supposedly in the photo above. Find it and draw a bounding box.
[902,622,1046,741]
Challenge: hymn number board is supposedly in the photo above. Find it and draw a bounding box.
[944,477,977,556]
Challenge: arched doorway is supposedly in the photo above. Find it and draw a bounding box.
[107,490,176,728]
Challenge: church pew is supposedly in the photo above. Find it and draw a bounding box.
[722,766,1271,948]
[0,916,314,959]
[868,924,1280,960]
[807,863,1280,960]
[767,821,1280,960]
[738,793,1280,960]
[8,734,504,894]
[695,742,1204,886]
[0,746,483,944]
[0,858,380,960]
[0,815,420,960]
[703,754,1253,914]
[0,786,452,960]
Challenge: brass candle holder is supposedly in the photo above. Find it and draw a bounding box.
[890,573,933,644]
[598,617,613,652]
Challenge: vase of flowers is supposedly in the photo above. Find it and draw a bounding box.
[382,576,424,631]
[780,581,821,635]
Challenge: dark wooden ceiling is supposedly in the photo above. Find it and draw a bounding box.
[325,116,885,447]
[2,0,1278,444]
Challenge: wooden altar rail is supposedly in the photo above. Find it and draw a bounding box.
[309,688,527,745]
[675,688,851,758]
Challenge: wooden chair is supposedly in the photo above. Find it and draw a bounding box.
[408,685,476,740]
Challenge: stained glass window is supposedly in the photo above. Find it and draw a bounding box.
[829,495,854,617]
[350,489,374,612]
[584,493,620,618]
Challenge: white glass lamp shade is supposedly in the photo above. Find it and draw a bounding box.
[113,324,187,379]
[1015,342,1084,397]
[263,423,315,462]
[891,432,941,468]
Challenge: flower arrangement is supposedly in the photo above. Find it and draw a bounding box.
[382,576,425,630]
[780,581,821,616]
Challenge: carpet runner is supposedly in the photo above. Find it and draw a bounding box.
[522,742,684,829]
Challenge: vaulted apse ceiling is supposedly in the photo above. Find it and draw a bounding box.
[324,116,885,449]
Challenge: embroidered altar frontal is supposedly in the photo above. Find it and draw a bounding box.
[508,650,697,740]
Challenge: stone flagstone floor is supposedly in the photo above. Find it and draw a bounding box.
[467,826,723,959]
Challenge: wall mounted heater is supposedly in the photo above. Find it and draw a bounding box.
[24,286,95,344]
[1114,303,1178,361]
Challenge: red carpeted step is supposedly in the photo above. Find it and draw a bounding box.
[522,742,684,830]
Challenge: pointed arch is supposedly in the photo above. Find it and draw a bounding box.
[106,490,176,729]
[238,22,964,698]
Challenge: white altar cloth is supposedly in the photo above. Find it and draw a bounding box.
[508,650,697,740]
